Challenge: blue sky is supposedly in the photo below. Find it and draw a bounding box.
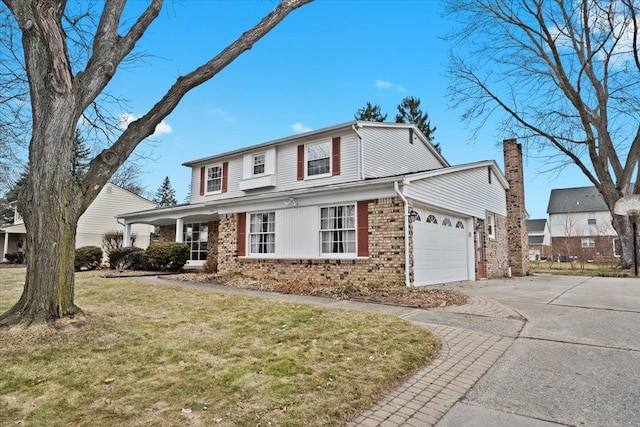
[107,0,593,219]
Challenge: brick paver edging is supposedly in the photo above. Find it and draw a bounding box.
[438,295,524,319]
[349,325,514,427]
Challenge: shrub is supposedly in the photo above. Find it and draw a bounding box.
[143,242,189,271]
[109,246,145,270]
[4,252,25,264]
[101,230,137,253]
[202,257,217,274]
[75,246,103,272]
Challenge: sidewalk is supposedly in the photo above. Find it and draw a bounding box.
[134,276,525,426]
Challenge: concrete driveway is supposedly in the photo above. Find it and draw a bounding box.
[436,274,640,427]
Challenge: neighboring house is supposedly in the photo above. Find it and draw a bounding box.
[1,182,157,262]
[547,186,619,263]
[526,218,551,261]
[118,121,528,286]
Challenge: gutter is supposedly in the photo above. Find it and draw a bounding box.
[352,123,365,180]
[394,181,411,287]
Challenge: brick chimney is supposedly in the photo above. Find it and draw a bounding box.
[503,139,530,276]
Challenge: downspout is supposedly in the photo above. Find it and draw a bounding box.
[394,181,411,287]
[352,123,365,180]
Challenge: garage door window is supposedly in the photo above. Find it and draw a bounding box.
[442,218,452,227]
[426,214,438,224]
[455,221,464,229]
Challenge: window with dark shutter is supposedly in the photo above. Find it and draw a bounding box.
[297,145,305,181]
[332,137,341,176]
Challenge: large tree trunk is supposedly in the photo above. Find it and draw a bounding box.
[0,106,84,326]
[612,214,637,270]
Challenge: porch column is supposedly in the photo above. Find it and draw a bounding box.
[2,232,8,261]
[175,218,184,243]
[123,224,132,247]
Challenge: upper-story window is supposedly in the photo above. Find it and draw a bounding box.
[307,142,331,176]
[297,137,341,181]
[253,153,265,176]
[206,164,223,193]
[587,213,597,225]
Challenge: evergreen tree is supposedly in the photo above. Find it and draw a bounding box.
[71,130,92,180]
[153,177,177,207]
[395,96,439,152]
[354,102,387,122]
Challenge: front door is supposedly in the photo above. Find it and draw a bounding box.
[475,219,485,278]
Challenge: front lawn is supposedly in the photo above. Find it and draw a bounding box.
[0,269,438,426]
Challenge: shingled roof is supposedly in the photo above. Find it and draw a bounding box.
[547,186,608,214]
[526,219,547,233]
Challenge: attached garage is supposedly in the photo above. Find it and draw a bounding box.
[413,210,472,286]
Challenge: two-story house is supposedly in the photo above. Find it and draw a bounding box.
[118,121,524,286]
[1,182,156,262]
[526,218,551,261]
[547,186,619,262]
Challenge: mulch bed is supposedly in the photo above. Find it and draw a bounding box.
[166,273,468,309]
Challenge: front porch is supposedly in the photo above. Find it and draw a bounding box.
[120,203,219,267]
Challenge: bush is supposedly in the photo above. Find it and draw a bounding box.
[109,246,145,270]
[101,230,137,253]
[143,242,189,271]
[4,252,25,264]
[75,246,103,272]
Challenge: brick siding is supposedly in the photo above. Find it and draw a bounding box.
[215,197,407,288]
[551,236,619,265]
[482,213,510,278]
[503,139,530,276]
[158,225,175,242]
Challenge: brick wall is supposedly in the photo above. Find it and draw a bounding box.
[483,213,510,278]
[215,197,407,288]
[158,225,176,242]
[551,236,618,265]
[503,139,530,276]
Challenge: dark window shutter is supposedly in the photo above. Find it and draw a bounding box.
[409,129,414,144]
[199,167,205,196]
[332,137,341,176]
[222,162,229,193]
[297,145,304,180]
[357,200,369,257]
[237,212,246,256]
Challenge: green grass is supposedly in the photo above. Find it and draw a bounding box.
[0,268,438,426]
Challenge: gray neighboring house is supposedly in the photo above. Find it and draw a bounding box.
[547,186,619,263]
[526,218,551,261]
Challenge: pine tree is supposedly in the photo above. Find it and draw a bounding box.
[395,96,439,152]
[354,102,387,122]
[153,177,177,207]
[71,130,92,180]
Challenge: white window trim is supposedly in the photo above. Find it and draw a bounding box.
[305,141,332,179]
[205,163,223,195]
[319,203,356,257]
[183,222,208,263]
[252,153,266,177]
[487,213,496,239]
[581,237,595,248]
[248,212,276,256]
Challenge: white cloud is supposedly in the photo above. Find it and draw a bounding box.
[211,108,234,123]
[291,122,312,133]
[375,79,407,93]
[119,113,172,137]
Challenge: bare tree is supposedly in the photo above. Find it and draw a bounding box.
[446,0,640,268]
[0,0,313,326]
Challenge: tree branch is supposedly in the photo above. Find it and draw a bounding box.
[81,0,313,208]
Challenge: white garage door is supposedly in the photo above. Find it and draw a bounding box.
[413,212,470,286]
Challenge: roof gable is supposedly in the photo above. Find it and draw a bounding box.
[547,186,608,213]
[526,218,548,233]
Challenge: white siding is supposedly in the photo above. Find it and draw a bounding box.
[190,131,361,203]
[72,183,156,252]
[549,211,616,237]
[406,167,507,218]
[360,127,444,178]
